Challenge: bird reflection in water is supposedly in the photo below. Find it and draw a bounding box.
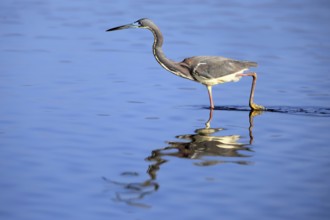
[103,109,262,208]
[147,109,260,167]
[102,172,158,208]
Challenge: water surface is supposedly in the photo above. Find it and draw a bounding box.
[1,0,330,219]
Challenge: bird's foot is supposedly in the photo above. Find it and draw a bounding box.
[250,102,265,111]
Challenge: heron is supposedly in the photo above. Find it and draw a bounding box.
[106,18,264,110]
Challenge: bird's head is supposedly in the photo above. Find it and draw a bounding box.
[106,18,152,32]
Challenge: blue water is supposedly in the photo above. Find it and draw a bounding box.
[1,0,330,219]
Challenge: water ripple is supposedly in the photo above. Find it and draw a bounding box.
[211,106,330,117]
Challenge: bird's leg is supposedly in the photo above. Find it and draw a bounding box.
[205,107,214,128]
[206,86,214,109]
[237,72,265,110]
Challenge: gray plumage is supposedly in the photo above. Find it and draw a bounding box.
[181,56,257,83]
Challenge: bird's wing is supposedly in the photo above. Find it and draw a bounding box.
[182,56,257,79]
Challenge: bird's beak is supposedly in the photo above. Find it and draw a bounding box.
[106,22,140,32]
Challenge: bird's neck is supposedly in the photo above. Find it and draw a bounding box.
[149,26,174,71]
[148,26,190,78]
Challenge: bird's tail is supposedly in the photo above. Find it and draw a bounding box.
[245,61,258,67]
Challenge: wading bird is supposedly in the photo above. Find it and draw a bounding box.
[107,18,264,110]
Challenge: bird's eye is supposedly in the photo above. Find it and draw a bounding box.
[133,20,142,27]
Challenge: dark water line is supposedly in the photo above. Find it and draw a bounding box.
[205,106,330,117]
